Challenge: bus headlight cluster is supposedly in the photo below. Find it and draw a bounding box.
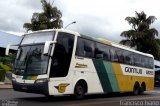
[12,77,16,82]
[34,78,48,83]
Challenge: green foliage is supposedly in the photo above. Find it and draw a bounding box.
[23,0,63,32]
[0,64,12,82]
[0,56,10,65]
[120,11,160,60]
[0,54,14,82]
[0,64,11,72]
[0,54,16,71]
[0,64,11,82]
[0,69,5,82]
[0,54,15,65]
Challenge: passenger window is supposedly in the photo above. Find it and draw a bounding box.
[148,58,153,69]
[76,38,95,58]
[50,32,74,78]
[95,43,110,61]
[84,40,95,58]
[95,48,104,59]
[124,51,133,65]
[141,56,148,67]
[110,47,118,62]
[76,38,84,56]
[133,54,141,66]
[116,49,124,63]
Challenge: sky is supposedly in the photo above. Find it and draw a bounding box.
[0,0,160,42]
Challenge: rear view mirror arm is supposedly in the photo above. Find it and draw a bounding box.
[5,44,19,56]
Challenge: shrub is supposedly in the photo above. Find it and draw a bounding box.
[0,64,12,82]
[0,64,11,71]
[0,56,10,65]
[0,54,16,67]
[0,69,5,82]
[0,55,14,82]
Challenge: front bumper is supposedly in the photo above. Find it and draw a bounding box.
[12,81,49,95]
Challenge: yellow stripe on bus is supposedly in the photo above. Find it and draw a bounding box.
[31,76,37,80]
[99,39,112,46]
[112,63,154,92]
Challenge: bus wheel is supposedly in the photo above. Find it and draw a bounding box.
[139,83,146,95]
[74,83,85,99]
[133,83,140,95]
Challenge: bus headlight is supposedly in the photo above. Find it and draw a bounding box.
[12,77,16,82]
[35,78,48,83]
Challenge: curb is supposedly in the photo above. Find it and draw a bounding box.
[0,84,13,89]
[154,87,160,91]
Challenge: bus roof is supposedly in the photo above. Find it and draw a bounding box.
[24,29,79,37]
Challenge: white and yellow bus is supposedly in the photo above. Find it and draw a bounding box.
[6,29,154,99]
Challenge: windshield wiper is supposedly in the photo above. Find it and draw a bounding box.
[14,46,33,75]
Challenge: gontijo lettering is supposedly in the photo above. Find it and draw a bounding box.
[125,67,142,74]
[146,70,154,75]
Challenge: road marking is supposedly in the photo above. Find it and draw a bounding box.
[63,100,119,106]
[64,95,160,106]
[124,95,160,100]
[147,90,160,93]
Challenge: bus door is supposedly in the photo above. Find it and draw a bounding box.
[48,32,75,94]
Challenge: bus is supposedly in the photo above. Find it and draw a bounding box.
[6,29,154,99]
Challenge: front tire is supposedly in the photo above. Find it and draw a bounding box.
[74,83,85,99]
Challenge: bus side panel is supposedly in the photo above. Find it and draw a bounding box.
[73,58,154,94]
[73,58,104,94]
[111,63,133,92]
[48,76,74,95]
[112,63,154,92]
[92,60,154,93]
[92,59,120,93]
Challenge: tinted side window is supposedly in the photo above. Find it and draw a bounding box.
[123,51,133,65]
[76,38,84,56]
[133,54,142,66]
[141,56,147,68]
[110,47,119,62]
[76,38,95,58]
[148,57,154,69]
[95,43,110,61]
[57,32,74,54]
[50,32,74,78]
[141,56,153,69]
[84,39,95,58]
[116,49,125,63]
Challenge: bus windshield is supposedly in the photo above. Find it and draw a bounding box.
[21,31,55,45]
[13,31,55,75]
[14,44,49,75]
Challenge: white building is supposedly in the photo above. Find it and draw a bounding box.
[0,31,22,56]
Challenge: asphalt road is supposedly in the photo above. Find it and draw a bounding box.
[1,89,160,106]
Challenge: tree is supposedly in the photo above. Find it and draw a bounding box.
[23,0,63,32]
[120,11,160,59]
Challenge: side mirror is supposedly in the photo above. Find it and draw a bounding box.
[43,41,57,55]
[5,44,19,56]
[5,44,11,56]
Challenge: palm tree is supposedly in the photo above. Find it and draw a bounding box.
[23,0,63,32]
[120,11,160,59]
